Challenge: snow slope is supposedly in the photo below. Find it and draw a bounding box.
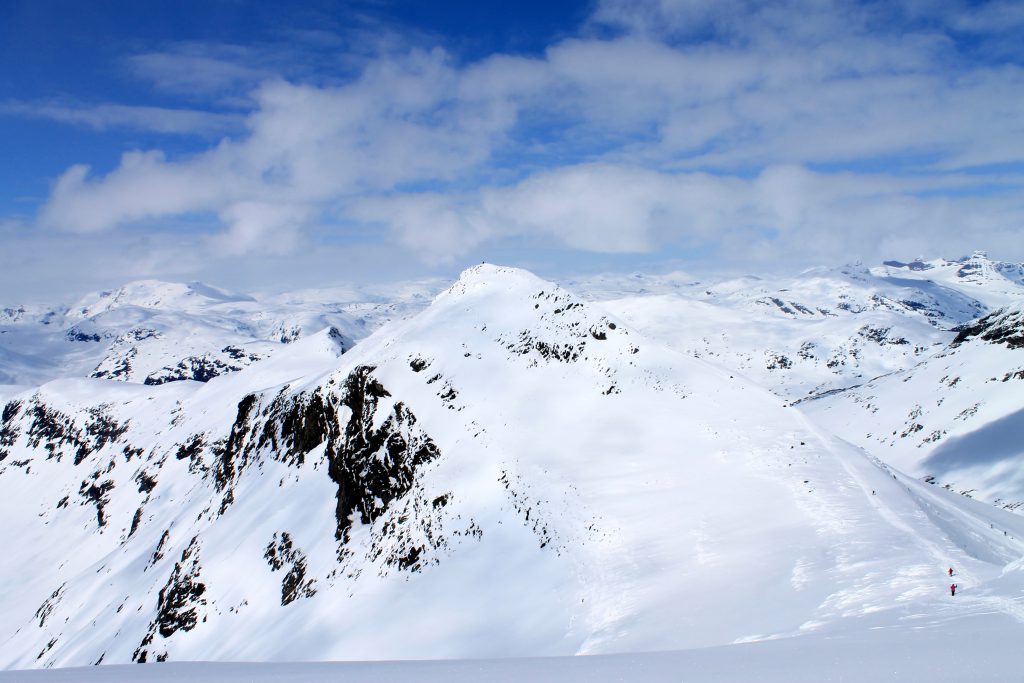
[4,597,1024,683]
[594,263,987,401]
[803,301,1024,511]
[2,265,1023,674]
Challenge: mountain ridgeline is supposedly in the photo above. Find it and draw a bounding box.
[1,257,1024,668]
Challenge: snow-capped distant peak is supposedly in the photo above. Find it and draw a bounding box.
[871,252,1024,310]
[68,280,254,321]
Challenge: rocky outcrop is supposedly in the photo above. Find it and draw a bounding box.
[143,346,264,385]
[264,532,316,606]
[134,537,207,663]
[951,306,1024,349]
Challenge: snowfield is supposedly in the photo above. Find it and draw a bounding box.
[1,255,1023,680]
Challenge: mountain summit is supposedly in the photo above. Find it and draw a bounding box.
[2,264,1023,667]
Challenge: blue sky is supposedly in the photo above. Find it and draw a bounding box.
[2,0,1024,300]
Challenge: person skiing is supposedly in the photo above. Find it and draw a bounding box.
[948,566,954,577]
[950,583,957,596]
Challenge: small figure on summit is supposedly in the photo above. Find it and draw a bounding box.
[948,566,954,577]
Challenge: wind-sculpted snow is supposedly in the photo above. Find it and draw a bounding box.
[2,263,1024,673]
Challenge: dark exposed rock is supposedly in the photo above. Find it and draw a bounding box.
[765,352,793,370]
[34,583,66,628]
[499,471,558,552]
[90,347,138,380]
[367,484,461,573]
[327,367,441,544]
[0,400,22,462]
[884,259,933,271]
[213,395,259,495]
[766,297,795,315]
[134,537,206,662]
[65,328,101,342]
[264,532,316,605]
[20,400,128,465]
[951,307,1024,349]
[129,506,144,538]
[136,471,158,494]
[144,348,262,385]
[859,325,909,346]
[504,329,586,363]
[79,478,115,527]
[211,366,443,553]
[37,637,58,661]
[274,391,336,466]
[221,345,248,360]
[149,530,171,569]
[175,434,206,461]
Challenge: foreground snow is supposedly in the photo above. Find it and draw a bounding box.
[2,604,1023,682]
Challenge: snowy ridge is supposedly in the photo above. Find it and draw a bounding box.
[2,264,1024,673]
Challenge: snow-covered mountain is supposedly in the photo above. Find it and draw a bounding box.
[804,300,1024,511]
[592,260,994,401]
[873,251,1024,309]
[0,279,445,389]
[2,264,1024,672]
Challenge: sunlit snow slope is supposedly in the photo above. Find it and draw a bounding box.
[2,265,1023,671]
[804,301,1024,510]
[595,259,997,401]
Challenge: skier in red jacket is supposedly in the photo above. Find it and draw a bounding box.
[950,583,957,596]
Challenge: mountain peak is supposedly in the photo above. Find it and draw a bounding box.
[68,280,254,320]
[440,264,547,301]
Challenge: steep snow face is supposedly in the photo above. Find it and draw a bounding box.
[2,264,1023,669]
[595,264,988,401]
[803,301,1024,511]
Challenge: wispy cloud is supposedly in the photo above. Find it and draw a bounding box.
[0,100,241,136]
[126,43,275,101]
[354,163,1024,266]
[24,0,1024,270]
